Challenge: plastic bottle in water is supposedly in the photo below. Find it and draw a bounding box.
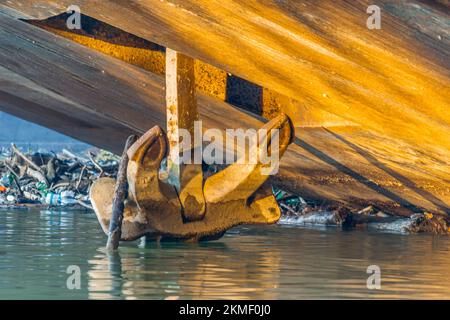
[45,191,77,206]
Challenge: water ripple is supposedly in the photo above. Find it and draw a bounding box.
[0,210,449,299]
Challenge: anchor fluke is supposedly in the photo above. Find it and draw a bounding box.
[204,113,294,204]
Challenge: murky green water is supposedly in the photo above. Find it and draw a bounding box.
[0,210,449,299]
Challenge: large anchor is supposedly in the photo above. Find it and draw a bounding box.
[90,49,294,242]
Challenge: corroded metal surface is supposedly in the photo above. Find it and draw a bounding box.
[165,49,206,221]
[90,113,293,241]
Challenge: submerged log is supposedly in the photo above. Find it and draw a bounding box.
[279,209,450,235]
[367,213,450,235]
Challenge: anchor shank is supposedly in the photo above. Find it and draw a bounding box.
[166,48,206,221]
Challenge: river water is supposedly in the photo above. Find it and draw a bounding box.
[0,209,449,299]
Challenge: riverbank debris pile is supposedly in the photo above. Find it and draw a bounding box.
[0,144,119,209]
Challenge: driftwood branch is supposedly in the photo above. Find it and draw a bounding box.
[89,152,104,177]
[2,161,23,197]
[62,149,89,163]
[76,165,87,190]
[77,199,93,210]
[49,181,71,191]
[3,162,18,180]
[11,143,49,186]
[106,135,137,250]
[279,202,298,215]
[46,157,56,183]
[11,144,41,172]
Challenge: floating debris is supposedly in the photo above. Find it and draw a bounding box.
[0,144,119,210]
[368,213,450,235]
[275,187,352,227]
[280,209,352,227]
[275,188,449,235]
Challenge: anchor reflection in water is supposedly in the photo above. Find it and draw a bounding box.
[87,240,281,300]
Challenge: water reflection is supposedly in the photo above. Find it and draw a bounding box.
[1,210,450,299]
[88,240,281,300]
